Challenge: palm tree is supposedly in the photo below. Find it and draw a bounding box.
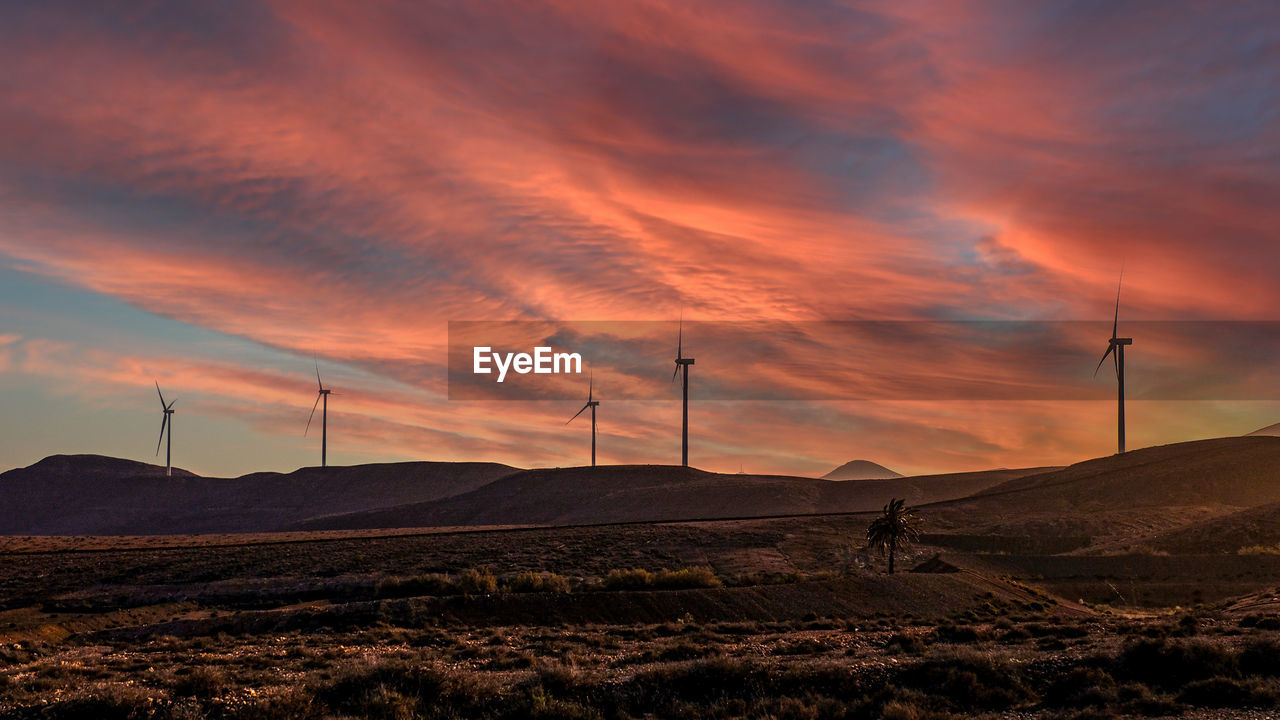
[866,498,921,574]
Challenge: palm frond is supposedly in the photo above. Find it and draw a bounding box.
[865,497,922,552]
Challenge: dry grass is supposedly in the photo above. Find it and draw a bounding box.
[600,566,722,590]
[8,612,1280,718]
[8,477,1280,719]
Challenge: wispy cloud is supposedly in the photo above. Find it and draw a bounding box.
[1,0,1277,475]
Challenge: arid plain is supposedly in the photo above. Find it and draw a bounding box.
[5,436,1280,718]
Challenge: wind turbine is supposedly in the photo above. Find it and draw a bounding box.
[673,315,695,467]
[566,372,599,466]
[1094,272,1133,454]
[305,360,333,467]
[154,381,175,477]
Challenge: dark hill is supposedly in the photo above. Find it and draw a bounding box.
[822,460,902,480]
[1146,501,1280,554]
[970,437,1280,509]
[923,437,1280,540]
[1248,422,1280,437]
[295,464,1044,531]
[0,457,519,534]
[7,454,198,480]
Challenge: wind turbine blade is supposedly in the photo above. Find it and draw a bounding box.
[1093,344,1116,377]
[588,371,593,402]
[315,358,323,391]
[156,414,168,456]
[566,403,589,424]
[1112,270,1123,338]
[672,362,680,384]
[304,393,321,436]
[676,312,683,359]
[155,381,167,408]
[1113,345,1120,379]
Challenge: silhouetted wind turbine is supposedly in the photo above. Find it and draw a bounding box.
[305,361,333,467]
[566,372,599,466]
[154,381,175,477]
[1094,272,1133,454]
[672,315,695,467]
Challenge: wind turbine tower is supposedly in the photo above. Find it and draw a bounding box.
[154,381,175,477]
[306,362,333,467]
[566,373,600,466]
[1094,273,1133,454]
[673,317,695,467]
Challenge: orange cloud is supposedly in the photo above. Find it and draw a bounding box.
[1,1,1276,476]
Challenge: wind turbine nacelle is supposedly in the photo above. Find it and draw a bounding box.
[1112,338,1133,345]
[676,358,695,365]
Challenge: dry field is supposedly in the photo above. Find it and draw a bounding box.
[2,513,1280,718]
[11,607,1280,719]
[7,438,1280,717]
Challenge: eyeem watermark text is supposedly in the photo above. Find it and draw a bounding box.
[473,346,583,383]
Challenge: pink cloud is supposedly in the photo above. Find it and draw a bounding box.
[1,1,1276,475]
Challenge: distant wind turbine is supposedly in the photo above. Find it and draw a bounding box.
[566,372,599,467]
[154,381,175,477]
[305,360,333,468]
[1094,272,1133,454]
[672,315,695,467]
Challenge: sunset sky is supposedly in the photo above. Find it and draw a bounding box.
[2,1,1279,478]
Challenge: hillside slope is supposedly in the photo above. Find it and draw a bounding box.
[296,465,1046,530]
[924,437,1280,540]
[972,437,1280,509]
[1248,422,1280,437]
[6,454,198,480]
[0,456,519,534]
[1145,501,1280,554]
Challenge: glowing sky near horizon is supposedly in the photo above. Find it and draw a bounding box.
[2,0,1279,478]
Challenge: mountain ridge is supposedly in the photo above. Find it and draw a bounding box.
[821,459,902,481]
[1248,422,1280,437]
[1,454,198,481]
[294,464,1043,531]
[0,455,521,534]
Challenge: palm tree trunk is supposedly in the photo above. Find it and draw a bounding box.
[888,535,897,574]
